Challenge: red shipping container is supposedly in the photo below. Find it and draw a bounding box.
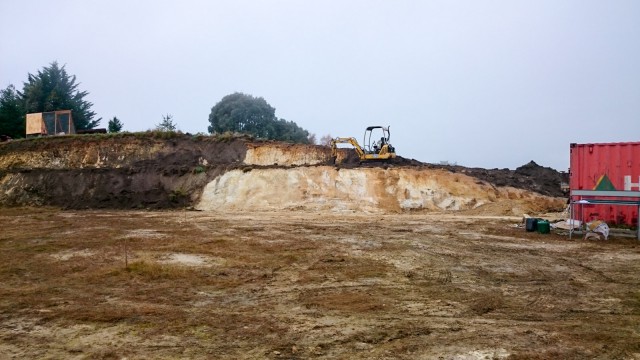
[570,142,640,226]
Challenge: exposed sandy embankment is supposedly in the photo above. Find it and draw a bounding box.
[0,133,565,214]
[197,166,563,214]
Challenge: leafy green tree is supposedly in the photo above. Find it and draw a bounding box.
[107,116,123,133]
[0,85,24,138]
[208,92,276,138]
[156,114,177,131]
[19,61,100,130]
[208,92,311,143]
[271,118,310,143]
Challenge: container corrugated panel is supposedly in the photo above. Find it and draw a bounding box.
[570,142,640,226]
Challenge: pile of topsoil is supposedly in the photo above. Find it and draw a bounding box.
[338,151,565,198]
[449,161,566,198]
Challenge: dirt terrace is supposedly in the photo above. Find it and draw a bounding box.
[0,134,566,211]
[1,208,639,359]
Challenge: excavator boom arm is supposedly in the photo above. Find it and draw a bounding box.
[330,137,365,159]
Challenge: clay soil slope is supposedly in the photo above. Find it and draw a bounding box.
[0,133,566,214]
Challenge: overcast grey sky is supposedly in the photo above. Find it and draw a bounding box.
[1,1,639,170]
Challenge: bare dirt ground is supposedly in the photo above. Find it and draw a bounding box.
[1,208,639,359]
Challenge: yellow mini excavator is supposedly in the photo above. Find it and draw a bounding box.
[331,126,396,162]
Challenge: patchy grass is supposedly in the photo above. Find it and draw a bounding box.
[1,210,639,359]
[301,288,388,313]
[469,290,505,315]
[123,260,190,280]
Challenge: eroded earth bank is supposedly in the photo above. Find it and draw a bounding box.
[0,133,566,214]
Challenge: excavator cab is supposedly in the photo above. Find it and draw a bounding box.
[363,126,394,156]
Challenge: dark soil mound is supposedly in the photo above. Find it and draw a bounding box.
[335,150,564,197]
[514,161,566,197]
[437,161,565,197]
[335,150,425,168]
[0,133,249,209]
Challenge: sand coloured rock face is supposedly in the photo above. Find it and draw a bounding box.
[244,143,331,166]
[197,166,564,214]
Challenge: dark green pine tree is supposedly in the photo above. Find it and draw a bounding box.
[0,85,24,138]
[107,116,124,133]
[19,61,100,130]
[156,114,177,131]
